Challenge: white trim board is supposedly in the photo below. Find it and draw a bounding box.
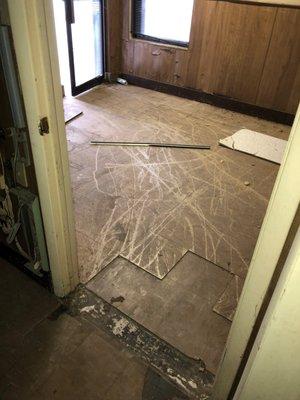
[219,129,287,164]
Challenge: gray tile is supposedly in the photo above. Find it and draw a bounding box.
[87,253,231,374]
[32,332,147,400]
[1,313,94,397]
[0,259,59,336]
[142,368,190,400]
[0,258,59,376]
[121,233,187,279]
[158,295,231,374]
[67,286,213,398]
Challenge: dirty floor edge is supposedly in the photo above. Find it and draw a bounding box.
[64,285,215,399]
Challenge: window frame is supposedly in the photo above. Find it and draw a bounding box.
[131,0,192,48]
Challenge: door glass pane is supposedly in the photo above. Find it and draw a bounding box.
[71,0,103,86]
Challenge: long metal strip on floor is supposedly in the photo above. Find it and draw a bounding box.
[90,140,211,150]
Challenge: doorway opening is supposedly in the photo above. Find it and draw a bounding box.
[64,84,291,381]
[50,0,297,397]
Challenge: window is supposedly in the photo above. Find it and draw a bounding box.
[132,0,194,47]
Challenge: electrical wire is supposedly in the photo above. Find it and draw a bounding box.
[0,151,35,263]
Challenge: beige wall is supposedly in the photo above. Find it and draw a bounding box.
[234,223,300,399]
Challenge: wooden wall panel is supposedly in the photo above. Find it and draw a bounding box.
[185,0,220,91]
[257,8,300,113]
[205,2,276,104]
[133,42,176,83]
[106,0,300,114]
[105,0,122,77]
[122,39,135,75]
[173,49,190,87]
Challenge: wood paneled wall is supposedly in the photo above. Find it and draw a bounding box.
[107,0,300,115]
[105,0,122,77]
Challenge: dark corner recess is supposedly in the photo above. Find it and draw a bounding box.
[122,75,295,126]
[0,243,52,290]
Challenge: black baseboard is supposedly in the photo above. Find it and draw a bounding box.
[122,74,294,126]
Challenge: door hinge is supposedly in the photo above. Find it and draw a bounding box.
[38,117,49,136]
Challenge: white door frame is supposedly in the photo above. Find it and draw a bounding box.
[7,0,300,396]
[8,0,79,297]
[212,105,300,399]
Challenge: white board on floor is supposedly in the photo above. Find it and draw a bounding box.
[219,129,287,164]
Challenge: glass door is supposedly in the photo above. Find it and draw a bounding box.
[64,0,104,96]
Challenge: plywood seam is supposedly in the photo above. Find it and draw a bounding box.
[255,8,278,105]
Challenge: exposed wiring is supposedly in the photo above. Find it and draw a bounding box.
[0,151,36,263]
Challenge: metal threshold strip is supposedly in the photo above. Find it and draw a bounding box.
[90,141,210,150]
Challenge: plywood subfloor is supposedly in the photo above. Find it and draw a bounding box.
[67,83,288,282]
[66,83,290,373]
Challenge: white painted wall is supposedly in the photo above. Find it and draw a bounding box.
[234,224,300,400]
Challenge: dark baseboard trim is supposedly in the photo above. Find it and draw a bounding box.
[122,74,294,126]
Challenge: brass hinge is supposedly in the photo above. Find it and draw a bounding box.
[38,117,49,136]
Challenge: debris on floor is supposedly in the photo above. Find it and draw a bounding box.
[64,104,83,124]
[219,129,287,164]
[110,295,125,304]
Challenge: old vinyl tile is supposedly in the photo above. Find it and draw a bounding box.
[121,233,187,279]
[87,256,174,332]
[32,331,148,400]
[102,359,147,400]
[17,313,94,382]
[213,275,244,321]
[0,258,59,339]
[87,253,232,374]
[142,368,189,400]
[0,314,94,397]
[67,286,214,397]
[158,296,231,374]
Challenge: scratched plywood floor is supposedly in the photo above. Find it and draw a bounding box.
[65,83,290,374]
